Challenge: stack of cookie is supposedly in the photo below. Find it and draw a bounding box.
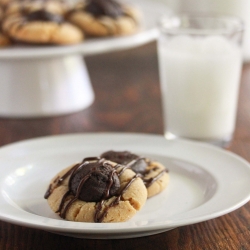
[44,151,169,223]
[0,0,141,47]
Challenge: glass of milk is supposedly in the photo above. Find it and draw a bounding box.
[157,13,244,147]
[165,0,250,61]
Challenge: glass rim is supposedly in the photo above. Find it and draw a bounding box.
[158,12,244,36]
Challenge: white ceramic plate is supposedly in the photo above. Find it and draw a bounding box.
[0,0,168,59]
[1,133,250,239]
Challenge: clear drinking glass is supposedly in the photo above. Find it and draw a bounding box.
[157,13,244,147]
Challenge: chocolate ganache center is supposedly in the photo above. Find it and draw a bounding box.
[84,0,124,18]
[101,150,138,164]
[26,9,64,23]
[100,150,169,189]
[101,150,148,174]
[69,159,120,202]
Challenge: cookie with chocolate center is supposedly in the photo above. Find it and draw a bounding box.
[2,1,83,45]
[67,0,141,37]
[101,150,170,198]
[45,157,147,223]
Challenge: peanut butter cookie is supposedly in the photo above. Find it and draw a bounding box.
[101,150,170,198]
[67,0,141,37]
[44,157,147,223]
[2,1,83,45]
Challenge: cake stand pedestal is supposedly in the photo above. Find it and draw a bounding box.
[0,55,94,117]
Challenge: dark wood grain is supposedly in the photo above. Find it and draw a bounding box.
[0,42,250,250]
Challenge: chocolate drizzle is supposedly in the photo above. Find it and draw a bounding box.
[44,157,140,222]
[83,0,124,18]
[26,9,63,23]
[100,150,169,187]
[129,157,168,187]
[4,0,66,34]
[143,169,167,187]
[94,172,140,222]
[44,164,78,199]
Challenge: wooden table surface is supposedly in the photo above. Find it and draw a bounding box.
[1,42,250,250]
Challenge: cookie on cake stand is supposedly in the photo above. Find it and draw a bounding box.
[67,0,141,37]
[0,0,168,117]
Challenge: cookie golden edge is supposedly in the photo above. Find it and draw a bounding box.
[144,160,170,198]
[2,14,84,45]
[0,32,11,46]
[0,6,11,47]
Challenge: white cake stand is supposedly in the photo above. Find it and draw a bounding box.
[0,0,169,117]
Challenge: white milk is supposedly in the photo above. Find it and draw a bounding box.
[165,0,250,61]
[158,36,242,140]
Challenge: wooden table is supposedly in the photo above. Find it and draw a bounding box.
[1,42,250,250]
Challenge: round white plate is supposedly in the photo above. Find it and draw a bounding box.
[1,133,250,239]
[0,0,168,59]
